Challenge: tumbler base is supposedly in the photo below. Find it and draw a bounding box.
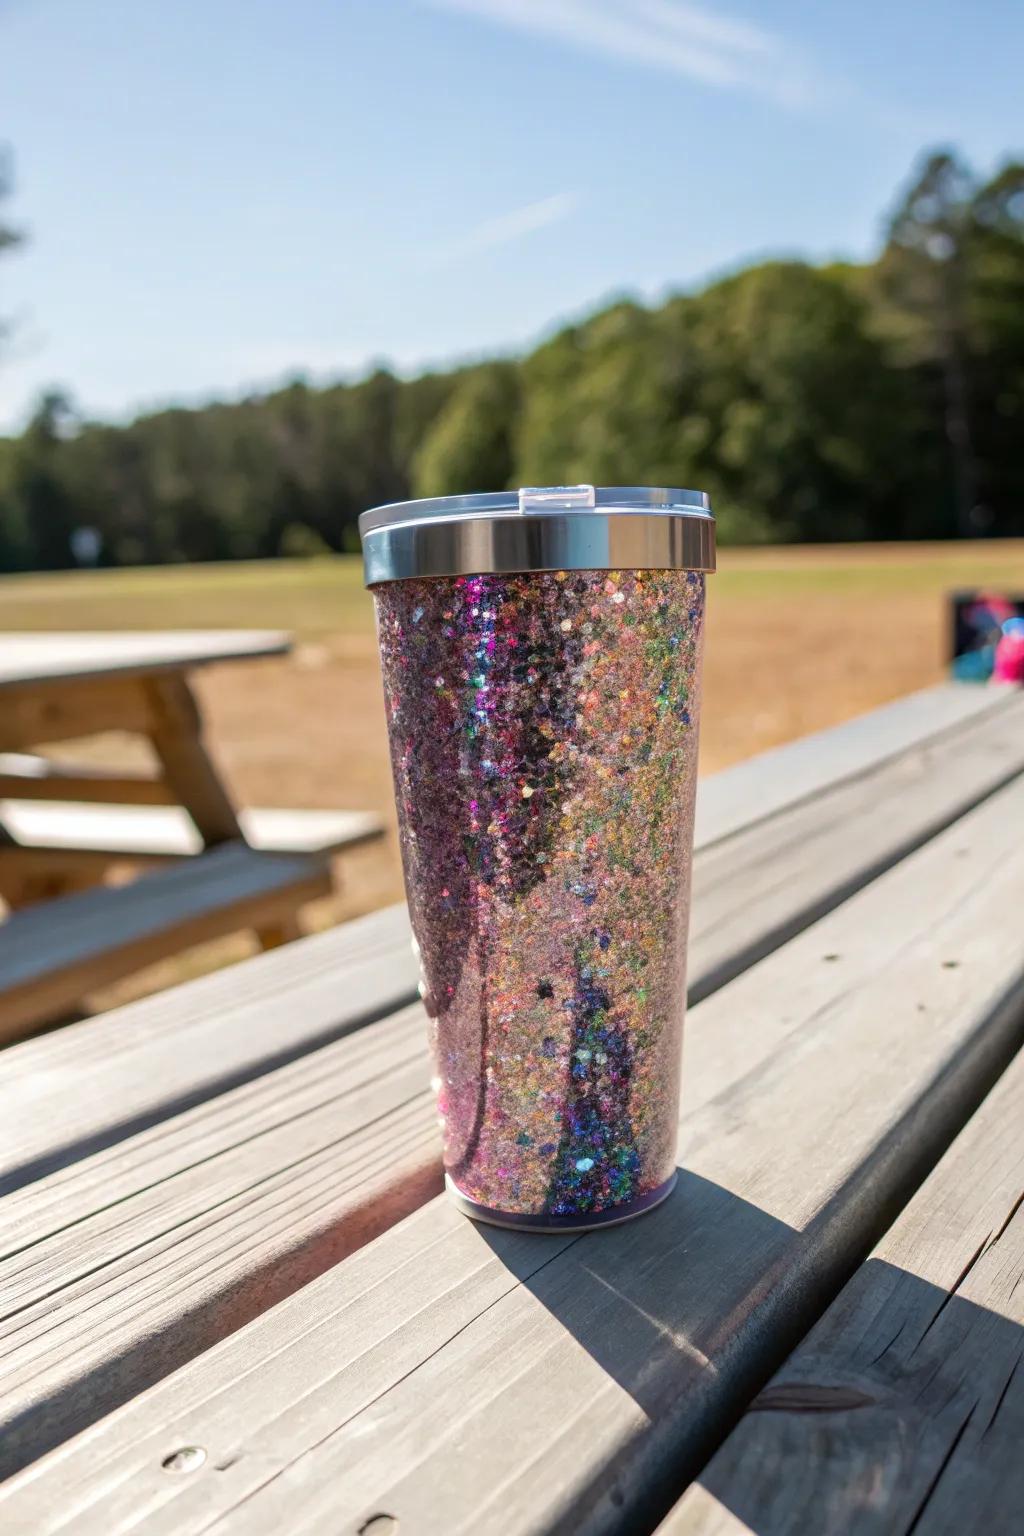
[444,1170,678,1233]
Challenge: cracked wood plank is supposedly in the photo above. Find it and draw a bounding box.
[661,1049,1024,1535]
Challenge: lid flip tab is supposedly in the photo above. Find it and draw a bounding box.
[517,485,597,513]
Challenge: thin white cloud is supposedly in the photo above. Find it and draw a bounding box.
[425,0,819,107]
[426,191,580,266]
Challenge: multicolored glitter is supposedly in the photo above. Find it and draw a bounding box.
[374,567,705,1223]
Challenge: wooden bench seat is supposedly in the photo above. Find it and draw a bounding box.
[0,799,383,860]
[662,1043,1024,1535]
[0,1002,439,1477]
[2,772,1022,1530]
[0,902,420,1194]
[0,845,335,1040]
[694,680,1016,846]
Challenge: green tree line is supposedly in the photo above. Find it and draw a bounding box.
[1,148,1022,571]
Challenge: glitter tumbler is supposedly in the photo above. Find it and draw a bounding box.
[361,485,715,1230]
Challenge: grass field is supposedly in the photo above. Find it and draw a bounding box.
[3,540,1023,1008]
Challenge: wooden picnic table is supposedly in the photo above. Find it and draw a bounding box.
[0,630,381,1037]
[0,630,290,855]
[0,681,1021,1534]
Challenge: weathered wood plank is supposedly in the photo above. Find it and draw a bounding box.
[4,774,1022,1534]
[0,631,289,689]
[0,754,174,804]
[0,902,421,1193]
[0,676,156,749]
[0,801,384,857]
[661,1050,1024,1536]
[0,845,333,1040]
[0,1005,440,1478]
[694,681,1015,847]
[688,691,1024,999]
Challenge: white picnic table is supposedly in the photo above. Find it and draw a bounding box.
[0,681,1021,1534]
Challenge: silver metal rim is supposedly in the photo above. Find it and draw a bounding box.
[363,510,715,584]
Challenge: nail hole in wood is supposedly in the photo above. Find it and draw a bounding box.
[359,1518,398,1535]
[162,1446,207,1474]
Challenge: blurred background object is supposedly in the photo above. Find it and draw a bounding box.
[950,590,1024,681]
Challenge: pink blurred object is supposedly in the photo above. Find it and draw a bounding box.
[992,619,1024,684]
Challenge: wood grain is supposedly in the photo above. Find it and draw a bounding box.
[4,774,1022,1535]
[0,1005,440,1478]
[693,682,1016,848]
[0,754,174,804]
[0,844,333,1039]
[660,1052,1024,1536]
[16,735,994,1485]
[0,677,155,750]
[687,692,1024,1000]
[0,901,420,1194]
[0,694,1019,1491]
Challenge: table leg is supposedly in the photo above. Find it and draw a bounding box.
[256,915,304,950]
[144,674,241,847]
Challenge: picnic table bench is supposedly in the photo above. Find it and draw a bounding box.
[0,681,1021,1534]
[0,631,383,1036]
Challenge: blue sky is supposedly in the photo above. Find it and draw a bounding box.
[1,0,1020,429]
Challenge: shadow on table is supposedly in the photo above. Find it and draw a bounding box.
[474,1166,1023,1535]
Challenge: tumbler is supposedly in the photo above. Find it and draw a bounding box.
[361,485,715,1230]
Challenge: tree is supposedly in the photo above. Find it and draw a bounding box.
[676,262,915,541]
[412,362,520,497]
[875,152,980,534]
[0,145,24,359]
[13,392,79,570]
[965,162,1024,526]
[869,151,1024,536]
